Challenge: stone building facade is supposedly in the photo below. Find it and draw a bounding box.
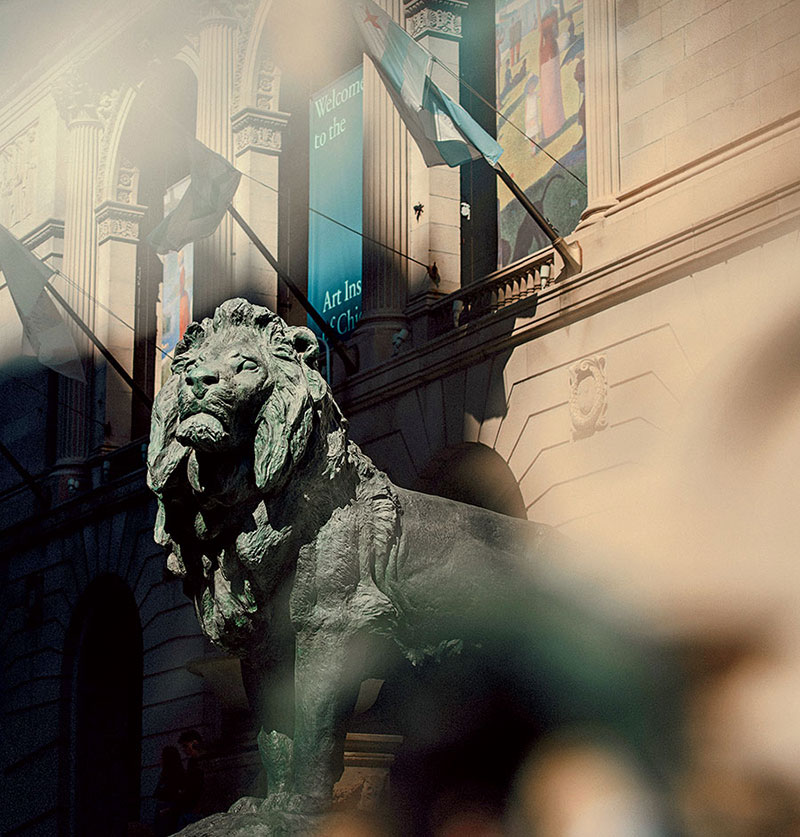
[1,0,800,833]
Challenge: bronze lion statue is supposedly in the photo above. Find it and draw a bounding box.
[148,299,675,832]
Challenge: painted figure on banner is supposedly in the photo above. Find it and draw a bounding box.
[524,75,540,154]
[538,6,566,139]
[509,12,522,64]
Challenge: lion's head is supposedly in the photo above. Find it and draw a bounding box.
[148,297,343,488]
[146,300,399,654]
[147,298,347,579]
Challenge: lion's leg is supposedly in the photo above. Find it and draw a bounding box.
[273,626,363,813]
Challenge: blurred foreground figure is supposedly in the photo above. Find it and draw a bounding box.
[509,739,663,836]
[147,299,678,835]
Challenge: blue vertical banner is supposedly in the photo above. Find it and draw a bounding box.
[308,66,364,340]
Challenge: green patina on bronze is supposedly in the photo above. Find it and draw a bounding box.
[147,299,674,834]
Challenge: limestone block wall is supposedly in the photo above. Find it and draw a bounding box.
[617,0,800,189]
[345,224,800,800]
[346,224,800,607]
[0,486,209,833]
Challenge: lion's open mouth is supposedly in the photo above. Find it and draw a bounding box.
[176,412,231,450]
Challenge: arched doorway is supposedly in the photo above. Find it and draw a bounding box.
[416,441,527,519]
[60,575,143,836]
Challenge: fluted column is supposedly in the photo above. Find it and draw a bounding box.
[194,0,240,319]
[576,0,620,228]
[232,62,289,312]
[357,0,411,368]
[53,77,102,479]
[95,198,146,448]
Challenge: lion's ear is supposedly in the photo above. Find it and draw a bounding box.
[290,326,319,365]
[288,326,327,402]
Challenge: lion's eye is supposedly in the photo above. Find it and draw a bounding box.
[237,359,259,373]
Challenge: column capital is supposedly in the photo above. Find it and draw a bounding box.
[196,0,248,27]
[404,0,468,40]
[96,201,147,245]
[52,70,103,127]
[232,108,289,157]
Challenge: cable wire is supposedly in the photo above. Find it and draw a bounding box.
[430,54,587,189]
[238,171,432,271]
[1,262,173,367]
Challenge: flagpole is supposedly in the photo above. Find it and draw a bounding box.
[492,162,582,274]
[43,283,153,409]
[227,205,359,375]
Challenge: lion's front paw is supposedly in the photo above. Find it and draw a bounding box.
[258,728,294,795]
[261,791,328,816]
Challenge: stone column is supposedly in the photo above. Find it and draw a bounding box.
[576,0,620,228]
[231,61,289,314]
[193,0,240,319]
[405,0,466,300]
[95,197,146,448]
[53,76,102,485]
[356,0,412,369]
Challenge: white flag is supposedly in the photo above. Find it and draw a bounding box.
[0,223,85,383]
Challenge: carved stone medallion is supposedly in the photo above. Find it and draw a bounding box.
[569,355,608,438]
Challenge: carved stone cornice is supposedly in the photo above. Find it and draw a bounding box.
[96,201,147,245]
[22,218,65,254]
[232,108,289,156]
[404,0,468,40]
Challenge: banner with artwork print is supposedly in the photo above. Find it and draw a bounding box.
[160,176,194,386]
[495,0,587,267]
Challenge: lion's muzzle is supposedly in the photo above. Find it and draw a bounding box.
[176,412,231,450]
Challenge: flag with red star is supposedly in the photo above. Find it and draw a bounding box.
[351,0,503,168]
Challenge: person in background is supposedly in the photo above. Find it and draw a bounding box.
[153,745,185,837]
[177,730,204,828]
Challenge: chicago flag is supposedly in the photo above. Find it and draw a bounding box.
[352,0,503,168]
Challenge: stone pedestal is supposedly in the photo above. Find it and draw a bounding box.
[95,200,146,447]
[232,105,288,313]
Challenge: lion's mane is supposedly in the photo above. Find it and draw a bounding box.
[146,299,399,653]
